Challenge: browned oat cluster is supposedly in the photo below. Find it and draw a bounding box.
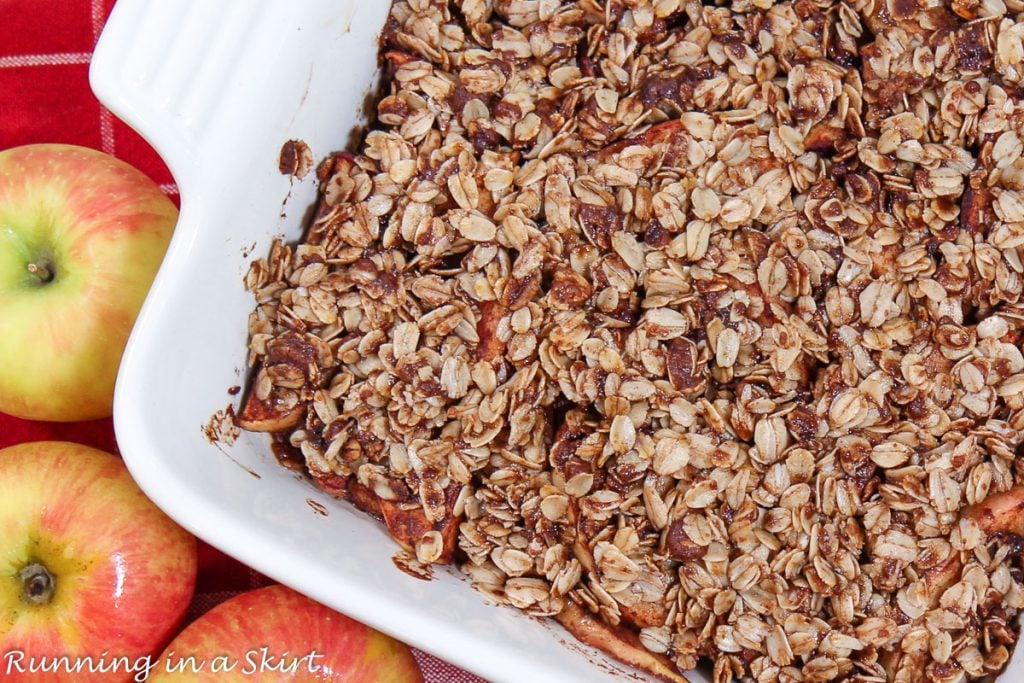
[238,0,1024,681]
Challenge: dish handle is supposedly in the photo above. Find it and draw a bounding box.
[90,0,274,192]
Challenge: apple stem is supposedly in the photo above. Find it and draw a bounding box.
[26,261,54,284]
[19,563,56,606]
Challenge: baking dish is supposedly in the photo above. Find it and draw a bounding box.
[89,1,671,681]
[88,1,1024,683]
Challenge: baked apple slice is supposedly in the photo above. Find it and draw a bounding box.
[964,486,1024,536]
[236,331,325,431]
[235,367,306,432]
[378,483,462,564]
[555,601,688,683]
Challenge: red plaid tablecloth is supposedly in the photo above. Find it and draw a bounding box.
[0,2,483,680]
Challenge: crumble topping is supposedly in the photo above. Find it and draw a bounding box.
[238,1,1024,680]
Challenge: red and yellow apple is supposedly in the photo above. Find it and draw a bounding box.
[149,585,424,682]
[0,441,197,682]
[0,144,177,421]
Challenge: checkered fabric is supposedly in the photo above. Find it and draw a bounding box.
[0,2,485,680]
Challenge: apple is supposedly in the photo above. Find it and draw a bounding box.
[148,585,424,682]
[0,144,177,421]
[0,441,197,682]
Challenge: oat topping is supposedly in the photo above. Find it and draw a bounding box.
[279,139,315,180]
[239,0,1024,680]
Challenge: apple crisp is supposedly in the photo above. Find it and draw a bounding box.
[238,0,1024,681]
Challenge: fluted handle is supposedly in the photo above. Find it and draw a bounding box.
[90,0,389,198]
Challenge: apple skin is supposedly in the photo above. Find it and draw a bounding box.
[0,144,177,421]
[149,585,424,683]
[0,441,197,682]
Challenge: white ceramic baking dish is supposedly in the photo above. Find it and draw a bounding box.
[89,2,675,682]
[91,2,1024,682]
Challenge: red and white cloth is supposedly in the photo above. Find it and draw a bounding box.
[0,2,484,680]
